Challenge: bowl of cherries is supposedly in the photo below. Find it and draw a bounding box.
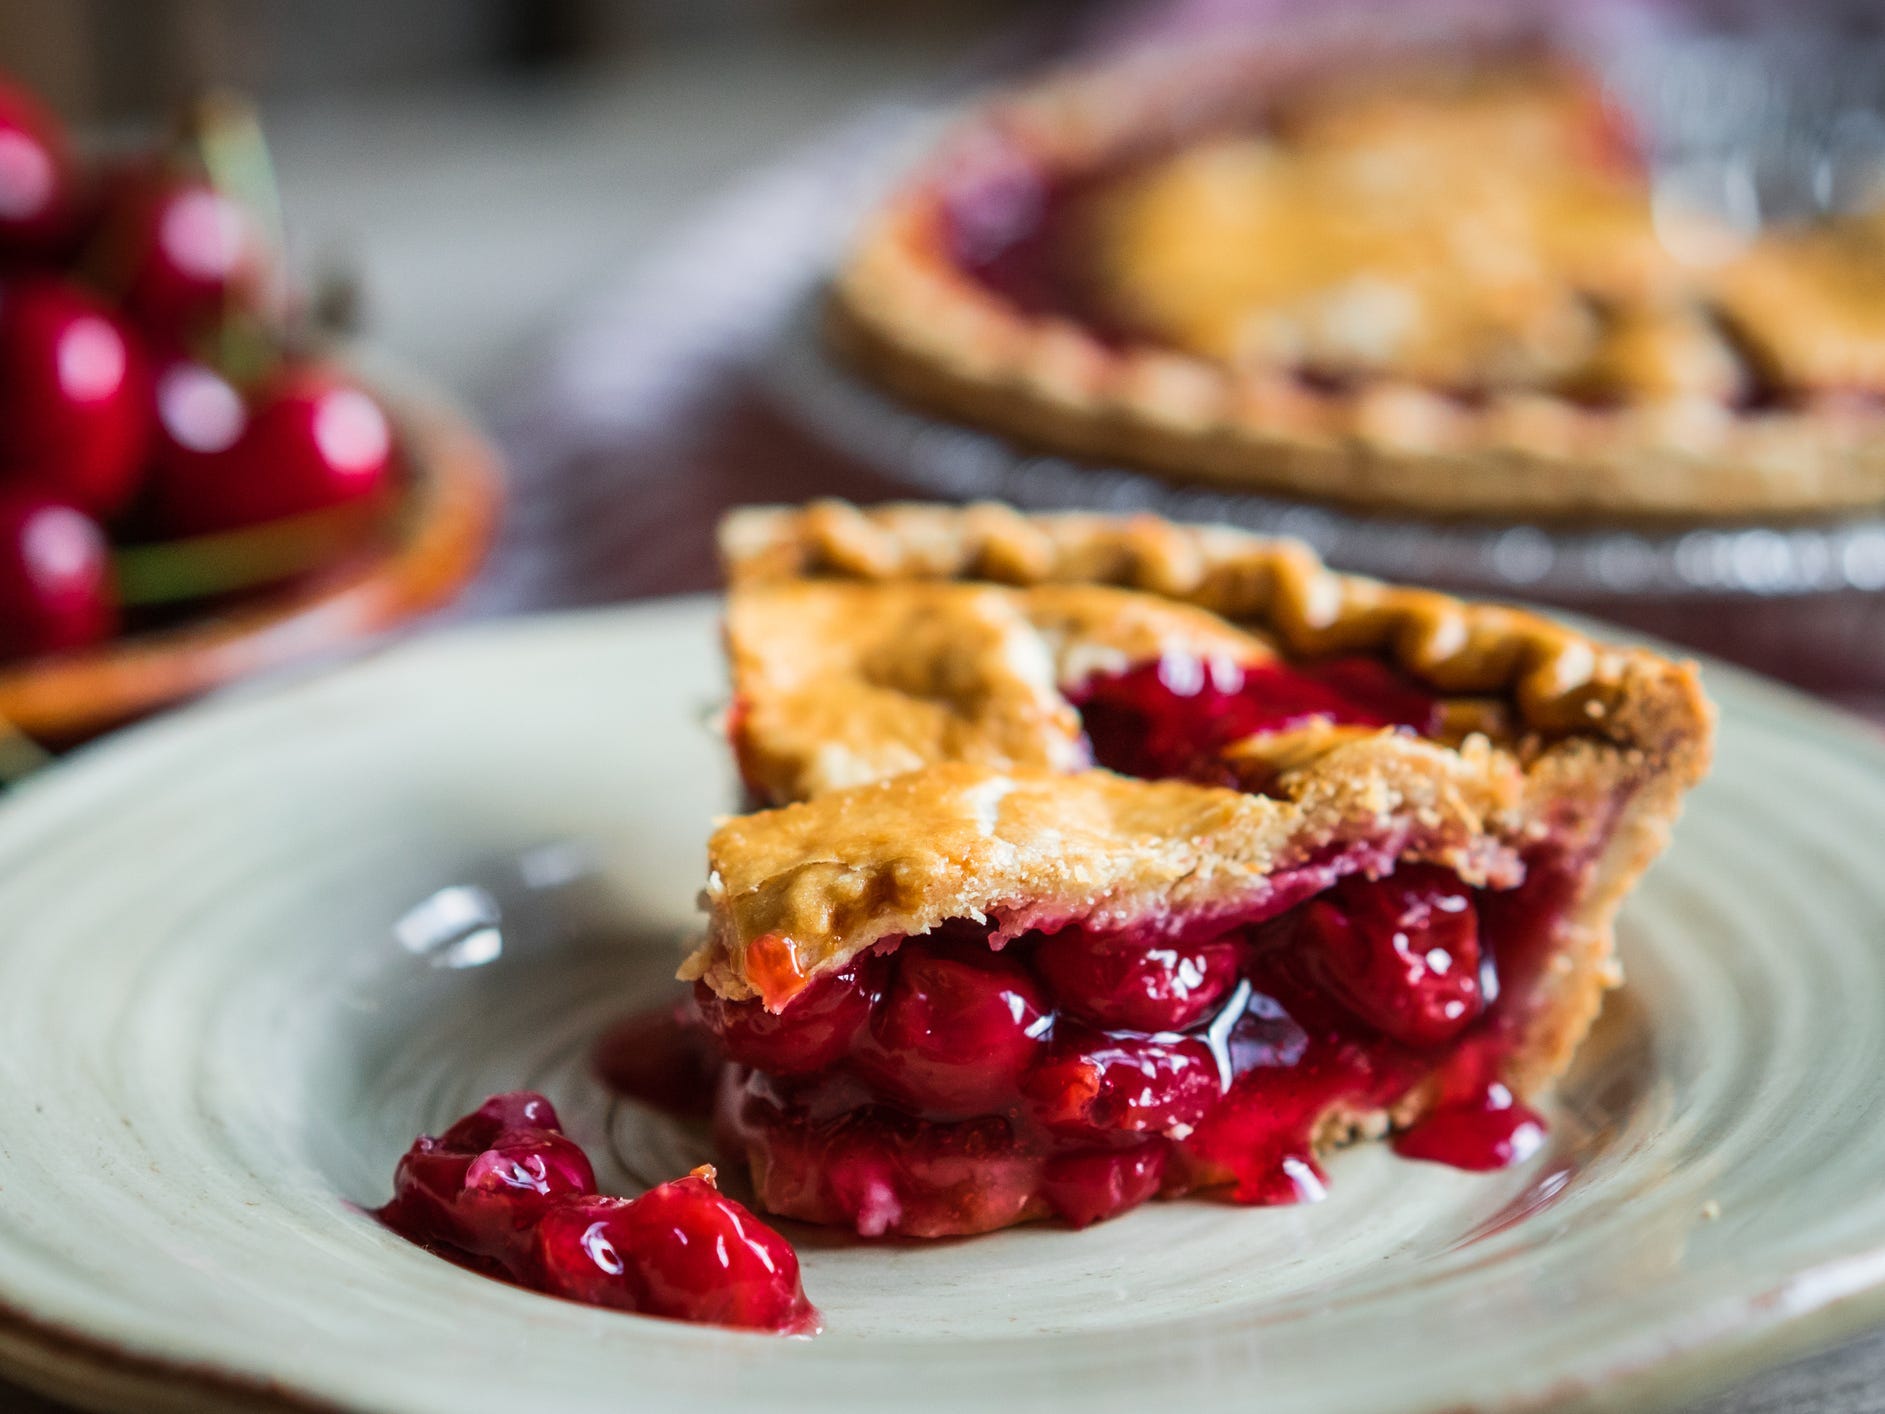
[0,77,500,749]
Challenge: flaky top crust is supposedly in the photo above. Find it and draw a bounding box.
[728,578,1282,801]
[723,500,1712,761]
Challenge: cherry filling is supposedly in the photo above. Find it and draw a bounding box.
[703,636,1580,1234]
[376,1091,819,1334]
[938,157,1135,342]
[1070,654,1443,785]
[692,649,1559,1236]
[674,857,1562,1239]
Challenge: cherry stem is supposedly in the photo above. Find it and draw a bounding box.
[184,92,289,375]
[187,93,284,250]
[111,500,388,606]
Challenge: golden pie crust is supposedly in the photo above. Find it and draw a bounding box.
[727,578,1273,802]
[1714,208,1885,393]
[686,502,1714,1118]
[1087,67,1665,393]
[828,46,1885,520]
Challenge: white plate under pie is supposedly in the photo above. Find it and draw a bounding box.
[0,598,1882,1414]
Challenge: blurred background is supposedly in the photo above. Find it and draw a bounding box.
[0,0,1038,393]
[0,0,1029,106]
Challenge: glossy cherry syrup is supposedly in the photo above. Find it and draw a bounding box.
[1393,1079,1545,1171]
[377,1091,818,1334]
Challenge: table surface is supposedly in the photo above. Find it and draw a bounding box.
[6,25,1885,1414]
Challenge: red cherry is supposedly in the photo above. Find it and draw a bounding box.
[437,1091,566,1150]
[382,1091,593,1270]
[694,958,880,1076]
[614,1170,816,1331]
[381,1093,819,1330]
[0,81,78,256]
[862,939,1049,1116]
[230,364,393,516]
[1041,1145,1167,1228]
[0,278,150,514]
[530,1195,643,1305]
[451,1130,596,1269]
[1299,865,1486,1048]
[534,1171,817,1332]
[1032,925,1239,1033]
[383,1136,479,1247]
[150,355,245,462]
[461,1132,596,1202]
[0,492,115,661]
[1025,1030,1221,1137]
[150,362,392,535]
[118,175,267,338]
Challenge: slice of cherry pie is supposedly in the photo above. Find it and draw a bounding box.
[680,502,1712,1237]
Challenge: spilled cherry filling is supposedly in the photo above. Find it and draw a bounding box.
[376,1091,819,1333]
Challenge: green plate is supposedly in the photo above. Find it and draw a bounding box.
[0,599,1880,1413]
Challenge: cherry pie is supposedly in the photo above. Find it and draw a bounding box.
[676,502,1712,1237]
[830,47,1885,519]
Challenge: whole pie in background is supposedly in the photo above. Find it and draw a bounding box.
[829,44,1885,521]
[677,502,1714,1238]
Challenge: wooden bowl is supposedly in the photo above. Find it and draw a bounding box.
[0,368,503,743]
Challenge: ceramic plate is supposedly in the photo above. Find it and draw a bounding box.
[2,599,1884,1414]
